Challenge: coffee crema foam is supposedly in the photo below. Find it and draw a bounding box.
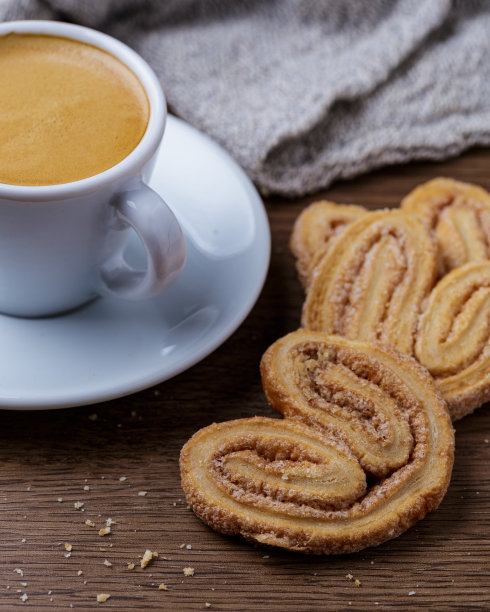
[0,33,150,186]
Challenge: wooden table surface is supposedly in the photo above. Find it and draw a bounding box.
[1,150,490,611]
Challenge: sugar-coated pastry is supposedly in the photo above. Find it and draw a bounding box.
[415,261,490,420]
[290,200,367,288]
[180,332,454,555]
[401,177,490,275]
[302,210,438,356]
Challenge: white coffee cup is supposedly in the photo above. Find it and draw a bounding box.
[0,20,186,317]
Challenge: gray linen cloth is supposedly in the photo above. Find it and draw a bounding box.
[1,0,490,196]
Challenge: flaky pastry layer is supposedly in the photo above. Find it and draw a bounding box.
[416,261,490,420]
[302,210,438,356]
[290,200,367,288]
[401,177,490,276]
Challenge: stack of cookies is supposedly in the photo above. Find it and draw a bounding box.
[180,177,489,555]
[294,177,490,421]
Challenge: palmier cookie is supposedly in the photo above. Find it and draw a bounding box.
[401,177,490,275]
[416,261,490,420]
[180,332,454,555]
[290,200,367,288]
[302,210,438,356]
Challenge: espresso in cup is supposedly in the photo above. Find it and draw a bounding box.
[0,21,185,318]
[0,33,149,186]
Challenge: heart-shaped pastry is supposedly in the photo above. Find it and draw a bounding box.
[180,332,454,554]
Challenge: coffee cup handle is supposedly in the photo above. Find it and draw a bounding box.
[99,181,186,300]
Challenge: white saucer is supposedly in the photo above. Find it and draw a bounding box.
[0,116,270,410]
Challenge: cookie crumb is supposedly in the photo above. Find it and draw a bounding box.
[103,560,112,567]
[119,476,127,482]
[127,563,135,570]
[105,518,115,527]
[57,498,63,503]
[64,543,73,552]
[98,527,111,537]
[354,579,361,587]
[85,520,95,528]
[186,544,192,550]
[83,485,90,491]
[205,604,212,609]
[346,574,353,581]
[158,583,168,591]
[141,550,157,569]
[20,593,28,603]
[77,570,83,576]
[74,501,84,510]
[138,491,148,497]
[408,591,416,596]
[96,593,111,603]
[183,567,195,577]
[14,569,24,577]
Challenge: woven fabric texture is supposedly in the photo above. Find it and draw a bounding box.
[2,0,489,195]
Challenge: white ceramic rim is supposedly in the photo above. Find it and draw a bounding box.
[0,20,166,201]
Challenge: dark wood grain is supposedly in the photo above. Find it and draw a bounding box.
[1,150,490,611]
